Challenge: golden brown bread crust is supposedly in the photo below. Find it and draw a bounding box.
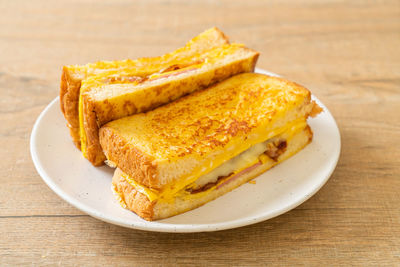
[310,102,323,117]
[100,127,158,188]
[112,168,155,221]
[60,67,67,114]
[81,93,107,165]
[60,66,82,148]
[112,125,313,221]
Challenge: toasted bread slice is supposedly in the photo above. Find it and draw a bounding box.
[60,27,229,149]
[81,44,259,166]
[112,125,313,221]
[99,73,321,191]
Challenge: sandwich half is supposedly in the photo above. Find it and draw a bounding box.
[99,73,322,221]
[60,27,229,150]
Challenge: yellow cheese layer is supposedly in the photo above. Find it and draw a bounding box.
[122,120,307,203]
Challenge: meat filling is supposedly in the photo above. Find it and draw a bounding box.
[158,59,204,74]
[106,76,145,83]
[104,59,204,85]
[264,139,287,161]
[187,138,287,195]
[187,173,233,194]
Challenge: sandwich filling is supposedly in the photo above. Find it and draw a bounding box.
[115,119,308,204]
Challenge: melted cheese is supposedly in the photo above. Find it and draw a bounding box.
[122,120,307,203]
[121,172,159,202]
[193,140,267,189]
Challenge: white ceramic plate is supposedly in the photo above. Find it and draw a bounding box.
[30,68,340,233]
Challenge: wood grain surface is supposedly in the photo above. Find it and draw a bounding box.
[1,0,399,266]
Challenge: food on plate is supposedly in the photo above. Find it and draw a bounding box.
[60,27,259,166]
[99,73,322,221]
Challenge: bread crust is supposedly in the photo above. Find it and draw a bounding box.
[81,93,107,166]
[100,127,159,188]
[112,168,156,220]
[112,125,313,221]
[60,66,82,148]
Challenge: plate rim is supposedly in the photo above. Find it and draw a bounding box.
[30,68,341,233]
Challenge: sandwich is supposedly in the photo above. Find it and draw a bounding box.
[60,27,229,150]
[99,73,322,221]
[60,28,259,166]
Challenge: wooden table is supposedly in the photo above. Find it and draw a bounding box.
[1,0,399,265]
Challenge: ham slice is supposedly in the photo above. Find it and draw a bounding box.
[216,161,262,189]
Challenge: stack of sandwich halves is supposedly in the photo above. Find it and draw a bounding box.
[60,27,321,221]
